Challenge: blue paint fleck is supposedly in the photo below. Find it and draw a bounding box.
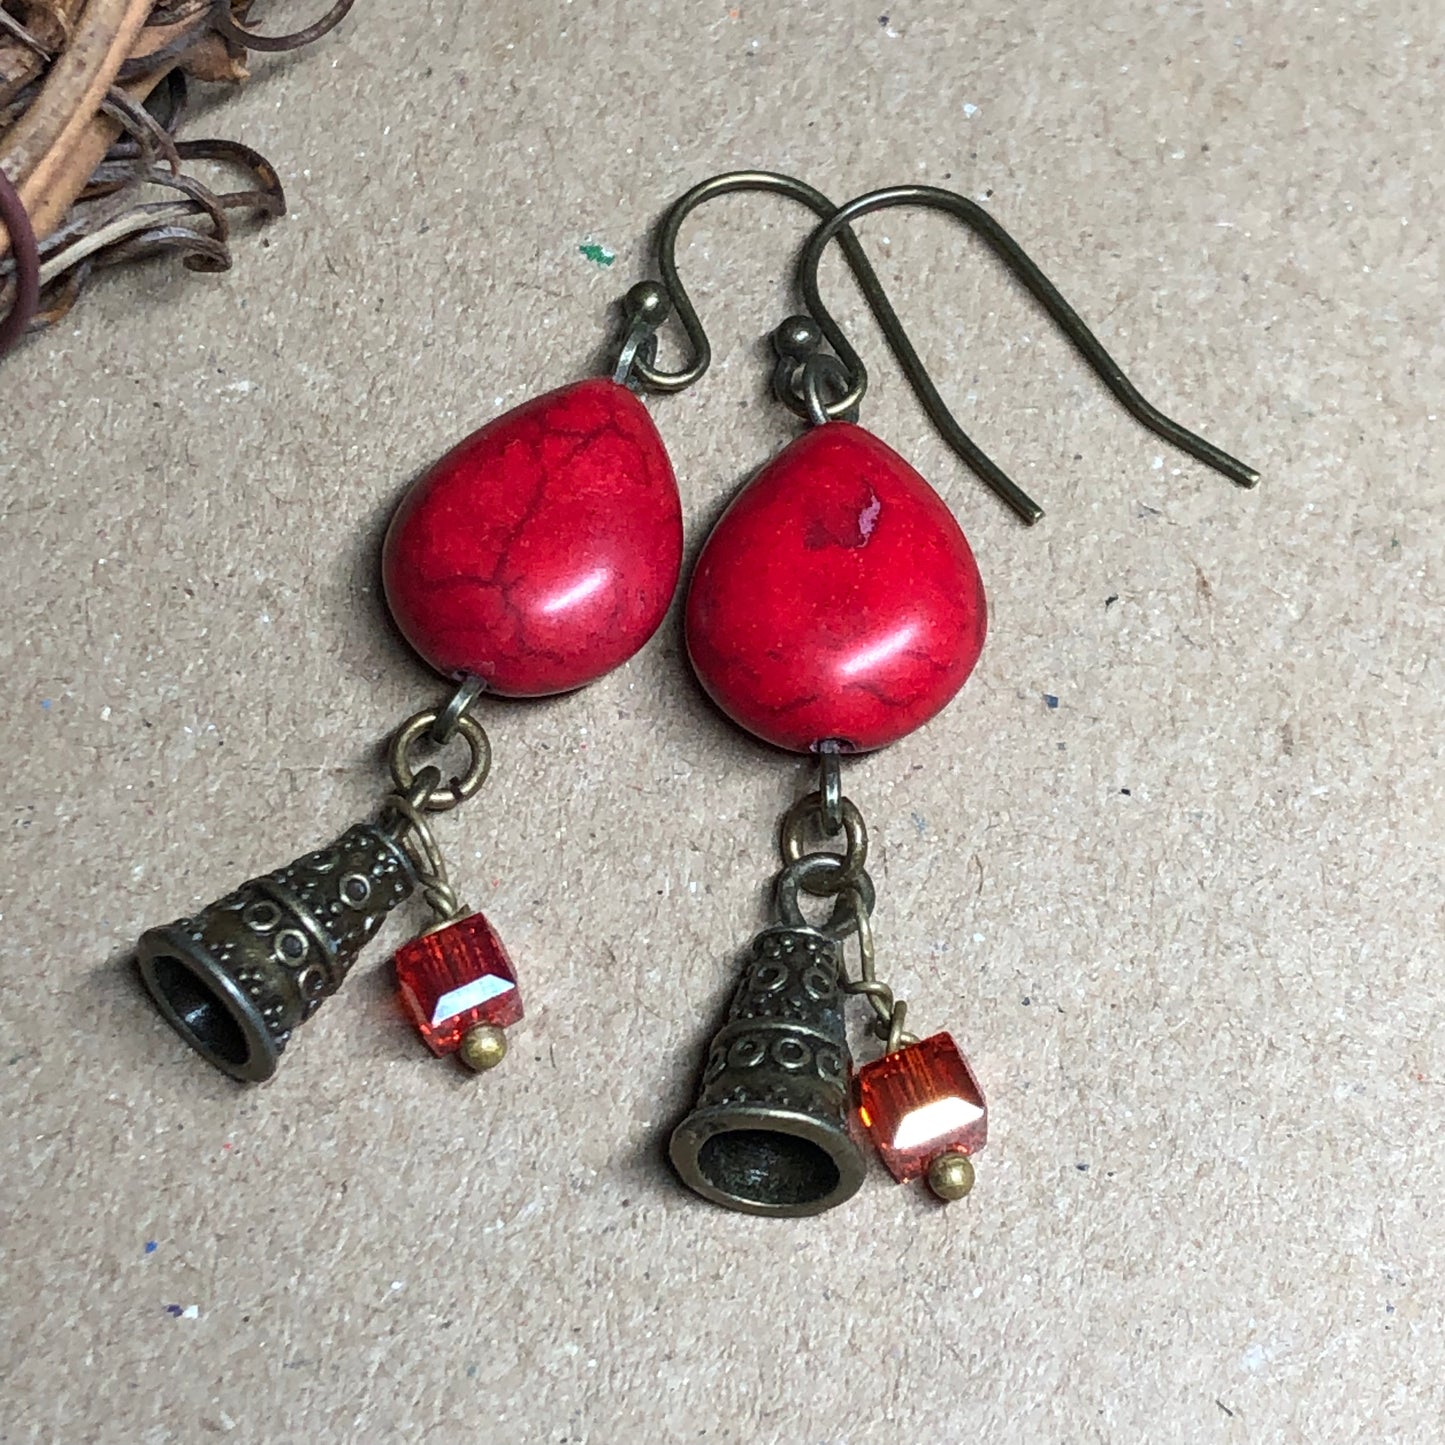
[1044,694,1059,710]
[164,1304,184,1317]
[40,699,52,711]
[910,812,927,836]
[145,1241,158,1255]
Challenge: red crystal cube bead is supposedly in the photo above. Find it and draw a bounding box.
[855,1032,987,1182]
[394,912,523,1055]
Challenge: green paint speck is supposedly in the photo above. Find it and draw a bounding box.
[579,241,616,267]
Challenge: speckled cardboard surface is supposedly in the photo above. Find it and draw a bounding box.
[1,2,1441,1441]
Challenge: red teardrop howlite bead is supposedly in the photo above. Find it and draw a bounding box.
[383,379,682,696]
[685,423,987,752]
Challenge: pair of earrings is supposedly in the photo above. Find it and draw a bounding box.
[134,171,1255,1217]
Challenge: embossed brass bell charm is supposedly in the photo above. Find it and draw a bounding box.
[137,824,417,1082]
[136,680,544,1083]
[670,752,993,1213]
[669,924,867,1217]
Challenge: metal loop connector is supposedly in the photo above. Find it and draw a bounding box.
[815,740,844,835]
[800,354,859,427]
[779,793,867,891]
[769,320,860,426]
[775,856,875,940]
[389,709,492,812]
[381,766,465,926]
[835,884,916,1053]
[612,280,669,387]
[383,766,445,863]
[885,998,910,1055]
[429,674,486,746]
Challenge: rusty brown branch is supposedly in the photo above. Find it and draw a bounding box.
[3,0,151,189]
[212,0,353,54]
[0,0,351,357]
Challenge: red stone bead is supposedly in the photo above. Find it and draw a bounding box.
[685,423,986,752]
[394,912,523,1055]
[383,378,682,696]
[855,1032,987,1182]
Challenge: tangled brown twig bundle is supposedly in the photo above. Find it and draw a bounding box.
[0,0,353,360]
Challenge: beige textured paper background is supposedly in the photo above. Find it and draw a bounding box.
[1,2,1441,1441]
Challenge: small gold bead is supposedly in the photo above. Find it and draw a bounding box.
[458,1024,508,1072]
[927,1151,975,1201]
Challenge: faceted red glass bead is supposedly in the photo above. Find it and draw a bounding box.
[855,1032,987,1182]
[383,378,682,696]
[685,423,987,752]
[393,912,523,1055]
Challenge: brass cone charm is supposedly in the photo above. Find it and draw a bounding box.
[136,824,416,1082]
[669,925,866,1217]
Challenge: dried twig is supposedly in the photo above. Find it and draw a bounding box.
[0,1,352,360]
[0,158,38,347]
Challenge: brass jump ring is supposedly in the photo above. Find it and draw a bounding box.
[429,674,485,746]
[775,857,875,940]
[779,793,868,890]
[389,710,492,812]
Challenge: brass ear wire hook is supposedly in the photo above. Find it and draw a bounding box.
[621,170,912,395]
[617,174,1257,525]
[795,184,1260,524]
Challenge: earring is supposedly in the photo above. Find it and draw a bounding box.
[630,175,1257,1216]
[134,304,688,1081]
